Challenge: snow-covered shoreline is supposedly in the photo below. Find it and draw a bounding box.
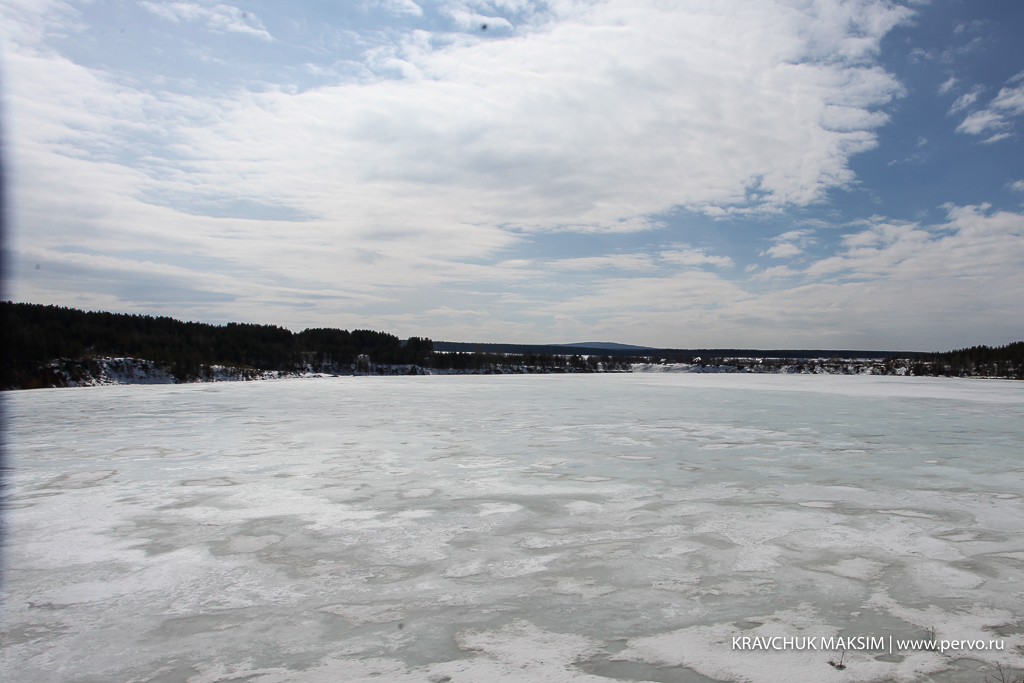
[8,356,294,389]
[7,354,1019,391]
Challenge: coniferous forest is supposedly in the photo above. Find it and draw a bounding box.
[0,302,630,388]
[1,301,432,385]
[1,301,1021,390]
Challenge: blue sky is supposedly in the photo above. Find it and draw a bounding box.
[2,0,1023,350]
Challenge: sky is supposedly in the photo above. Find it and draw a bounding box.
[1,0,1023,351]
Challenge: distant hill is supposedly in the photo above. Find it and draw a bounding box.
[556,342,655,350]
[431,340,905,359]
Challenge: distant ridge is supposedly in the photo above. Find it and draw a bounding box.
[557,342,655,351]
[431,341,906,359]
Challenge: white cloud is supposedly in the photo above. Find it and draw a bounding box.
[773,229,814,242]
[938,76,957,95]
[17,0,993,346]
[982,132,1012,144]
[764,242,803,258]
[438,0,546,28]
[9,0,912,235]
[956,73,1024,138]
[548,248,733,272]
[440,5,514,31]
[957,109,1004,135]
[1010,180,1024,193]
[659,248,734,269]
[803,206,1024,298]
[948,87,981,113]
[371,0,425,17]
[527,206,1024,349]
[991,77,1024,112]
[139,2,273,41]
[751,264,801,279]
[549,254,656,272]
[546,271,750,317]
[761,228,814,258]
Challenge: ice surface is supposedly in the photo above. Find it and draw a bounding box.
[3,374,1024,682]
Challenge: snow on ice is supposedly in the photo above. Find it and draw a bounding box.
[2,374,1024,682]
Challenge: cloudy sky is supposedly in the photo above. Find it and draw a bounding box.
[2,0,1023,350]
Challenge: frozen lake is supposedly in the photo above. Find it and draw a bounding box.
[3,374,1024,682]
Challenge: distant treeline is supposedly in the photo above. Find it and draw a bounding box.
[0,302,632,388]
[919,342,1024,379]
[1,302,434,386]
[2,301,1021,389]
[427,350,629,373]
[635,343,1024,378]
[634,344,1023,378]
[434,341,902,360]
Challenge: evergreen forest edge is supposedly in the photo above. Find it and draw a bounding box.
[3,301,1022,389]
